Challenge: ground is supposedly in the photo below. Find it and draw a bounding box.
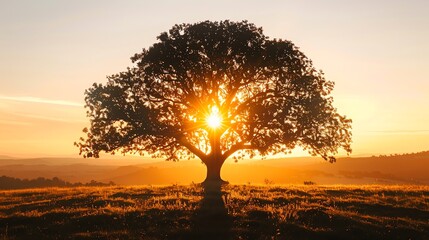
[0,184,428,239]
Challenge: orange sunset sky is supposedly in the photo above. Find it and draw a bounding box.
[0,1,428,158]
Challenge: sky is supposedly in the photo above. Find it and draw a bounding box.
[0,0,428,158]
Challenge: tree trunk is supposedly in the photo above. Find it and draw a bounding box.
[203,158,227,185]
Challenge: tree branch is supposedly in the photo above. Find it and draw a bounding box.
[222,142,258,159]
[177,136,207,162]
[231,89,277,116]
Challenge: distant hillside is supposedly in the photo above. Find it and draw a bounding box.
[0,176,114,190]
[301,151,429,184]
[0,157,159,166]
[0,151,428,185]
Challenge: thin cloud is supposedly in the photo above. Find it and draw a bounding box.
[0,95,83,107]
[367,130,429,134]
[12,113,87,123]
[0,120,32,126]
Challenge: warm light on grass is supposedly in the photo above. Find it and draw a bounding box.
[206,106,222,129]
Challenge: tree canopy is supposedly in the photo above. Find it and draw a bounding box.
[76,20,352,174]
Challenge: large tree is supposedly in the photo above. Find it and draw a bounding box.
[76,20,352,184]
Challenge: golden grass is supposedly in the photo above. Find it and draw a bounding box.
[0,184,428,239]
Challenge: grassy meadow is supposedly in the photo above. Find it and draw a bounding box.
[0,184,428,239]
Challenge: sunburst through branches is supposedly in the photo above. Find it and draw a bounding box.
[206,106,223,129]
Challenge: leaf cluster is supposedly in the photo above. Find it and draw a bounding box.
[75,20,352,163]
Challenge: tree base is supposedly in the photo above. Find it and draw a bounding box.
[201,179,229,188]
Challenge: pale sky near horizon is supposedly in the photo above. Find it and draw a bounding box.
[0,0,428,158]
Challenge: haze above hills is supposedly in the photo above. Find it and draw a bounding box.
[0,151,428,185]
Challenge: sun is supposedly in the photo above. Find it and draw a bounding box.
[206,106,222,129]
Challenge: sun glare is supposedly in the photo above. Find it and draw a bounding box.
[206,106,222,129]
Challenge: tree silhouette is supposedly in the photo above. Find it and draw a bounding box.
[75,20,352,184]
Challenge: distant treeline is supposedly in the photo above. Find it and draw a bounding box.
[0,176,114,190]
[374,150,429,158]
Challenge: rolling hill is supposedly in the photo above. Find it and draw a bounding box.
[0,151,428,185]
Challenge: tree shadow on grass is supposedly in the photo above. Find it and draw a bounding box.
[186,182,232,240]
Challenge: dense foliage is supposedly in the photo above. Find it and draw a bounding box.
[76,20,352,181]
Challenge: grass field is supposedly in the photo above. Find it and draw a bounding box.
[0,184,428,239]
